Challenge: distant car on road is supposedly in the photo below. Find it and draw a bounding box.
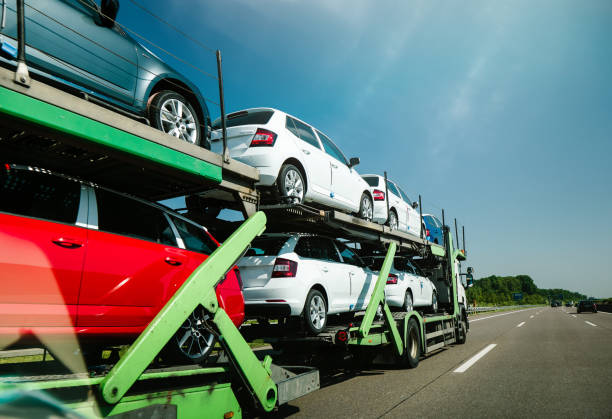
[565,302,572,307]
[577,300,597,313]
[551,301,560,307]
[0,0,210,147]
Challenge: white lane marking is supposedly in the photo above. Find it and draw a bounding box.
[530,315,534,319]
[517,322,525,327]
[470,308,538,323]
[572,315,577,318]
[454,344,497,373]
[585,321,597,327]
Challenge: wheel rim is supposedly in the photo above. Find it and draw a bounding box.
[159,98,198,144]
[283,169,304,202]
[361,195,373,220]
[408,325,418,359]
[405,293,413,312]
[432,294,437,311]
[175,309,214,360]
[309,295,326,330]
[389,212,398,230]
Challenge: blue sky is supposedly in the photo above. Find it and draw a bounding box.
[121,0,612,297]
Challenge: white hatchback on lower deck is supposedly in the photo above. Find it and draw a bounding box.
[237,233,379,334]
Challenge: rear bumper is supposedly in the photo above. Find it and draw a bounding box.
[245,303,292,318]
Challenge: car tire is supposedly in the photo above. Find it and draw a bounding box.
[149,90,202,147]
[358,192,373,221]
[401,317,420,369]
[166,306,216,364]
[278,164,305,204]
[303,289,327,335]
[388,210,399,230]
[403,291,414,312]
[431,292,438,313]
[456,313,467,344]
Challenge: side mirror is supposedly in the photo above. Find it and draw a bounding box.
[466,273,474,288]
[412,201,418,209]
[467,266,473,274]
[349,157,360,168]
[100,0,120,28]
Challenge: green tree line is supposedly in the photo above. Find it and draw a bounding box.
[466,275,587,306]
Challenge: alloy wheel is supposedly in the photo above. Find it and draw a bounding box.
[159,98,198,144]
[309,295,326,330]
[175,309,215,360]
[283,168,304,203]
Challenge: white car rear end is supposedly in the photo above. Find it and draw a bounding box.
[211,108,373,218]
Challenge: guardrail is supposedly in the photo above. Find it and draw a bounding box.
[467,305,541,314]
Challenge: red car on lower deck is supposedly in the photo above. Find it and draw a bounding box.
[0,164,244,363]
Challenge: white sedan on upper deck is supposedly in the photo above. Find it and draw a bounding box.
[210,108,374,220]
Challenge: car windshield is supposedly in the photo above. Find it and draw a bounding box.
[211,110,274,130]
[244,236,288,256]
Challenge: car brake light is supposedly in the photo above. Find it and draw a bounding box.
[426,229,430,237]
[4,164,10,171]
[271,258,298,278]
[373,189,385,201]
[250,128,277,147]
[387,273,398,284]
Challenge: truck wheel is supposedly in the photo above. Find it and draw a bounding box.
[402,317,420,368]
[456,314,467,344]
[303,289,327,334]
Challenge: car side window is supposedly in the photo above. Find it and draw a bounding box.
[0,167,80,224]
[286,116,321,149]
[398,187,412,204]
[295,237,341,262]
[171,216,218,255]
[387,181,400,197]
[403,260,416,274]
[95,189,176,246]
[317,130,349,166]
[336,242,364,267]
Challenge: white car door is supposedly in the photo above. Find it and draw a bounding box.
[335,242,374,311]
[316,130,362,213]
[387,181,408,232]
[286,117,332,205]
[399,186,421,237]
[297,237,350,313]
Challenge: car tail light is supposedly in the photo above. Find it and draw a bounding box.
[271,258,298,278]
[373,189,385,201]
[386,273,398,284]
[426,229,430,237]
[250,128,277,147]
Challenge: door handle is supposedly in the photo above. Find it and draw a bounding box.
[349,272,356,276]
[51,238,83,249]
[322,267,329,273]
[331,163,338,169]
[302,149,311,155]
[165,257,183,266]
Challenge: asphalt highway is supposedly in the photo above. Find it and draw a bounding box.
[279,307,612,418]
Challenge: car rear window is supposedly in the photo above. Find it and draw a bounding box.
[211,110,274,130]
[295,237,341,262]
[244,236,289,256]
[363,176,379,187]
[0,167,80,224]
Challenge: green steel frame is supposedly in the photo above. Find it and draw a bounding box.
[0,86,222,182]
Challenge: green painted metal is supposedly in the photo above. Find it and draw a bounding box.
[214,304,277,412]
[430,244,445,257]
[69,382,242,418]
[101,212,268,405]
[0,86,222,182]
[356,243,404,356]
